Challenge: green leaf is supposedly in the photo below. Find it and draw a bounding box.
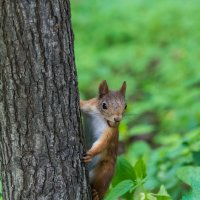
[134,158,147,181]
[140,192,172,200]
[141,185,172,200]
[112,156,136,186]
[104,180,134,200]
[126,141,151,164]
[156,185,172,200]
[157,196,172,200]
[177,166,200,187]
[129,124,154,136]
[182,190,200,200]
[146,193,157,200]
[192,151,200,166]
[177,166,200,200]
[157,185,170,197]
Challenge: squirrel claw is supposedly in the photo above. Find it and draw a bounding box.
[82,153,92,163]
[92,189,99,200]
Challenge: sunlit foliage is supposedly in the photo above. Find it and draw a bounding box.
[72,0,200,199]
[0,0,200,199]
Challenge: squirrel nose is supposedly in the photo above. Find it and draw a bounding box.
[114,116,122,122]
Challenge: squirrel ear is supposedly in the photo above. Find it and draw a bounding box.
[119,81,126,96]
[99,80,109,98]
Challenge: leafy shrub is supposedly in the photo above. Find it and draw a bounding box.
[177,166,200,200]
[105,157,172,200]
[72,0,200,199]
[1,0,200,199]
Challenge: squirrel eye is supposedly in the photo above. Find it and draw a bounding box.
[125,104,127,110]
[102,102,108,109]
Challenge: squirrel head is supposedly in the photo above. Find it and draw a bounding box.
[97,80,127,127]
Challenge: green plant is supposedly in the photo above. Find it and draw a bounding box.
[1,0,200,199]
[177,166,200,200]
[71,0,200,199]
[105,157,172,200]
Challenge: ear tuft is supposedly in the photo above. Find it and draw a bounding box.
[119,81,126,96]
[98,80,109,98]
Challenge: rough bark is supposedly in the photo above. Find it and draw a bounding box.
[0,0,90,200]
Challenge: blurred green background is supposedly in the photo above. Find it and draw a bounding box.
[72,0,200,199]
[1,0,200,199]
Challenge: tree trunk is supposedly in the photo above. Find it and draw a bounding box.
[0,0,91,200]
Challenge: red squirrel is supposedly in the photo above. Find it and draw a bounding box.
[80,80,126,200]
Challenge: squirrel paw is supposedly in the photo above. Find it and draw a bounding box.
[92,189,99,200]
[82,152,93,163]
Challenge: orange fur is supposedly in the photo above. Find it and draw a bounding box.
[80,98,97,113]
[80,80,126,200]
[88,127,116,156]
[90,129,118,200]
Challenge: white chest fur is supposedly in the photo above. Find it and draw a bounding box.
[83,108,108,171]
[83,108,107,142]
[90,112,107,140]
